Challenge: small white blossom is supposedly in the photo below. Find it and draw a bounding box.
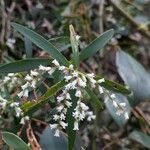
[65,100,72,108]
[66,93,71,100]
[78,77,86,87]
[124,112,129,120]
[30,70,39,76]
[98,78,105,83]
[25,74,33,81]
[57,105,64,112]
[52,59,60,67]
[59,121,68,129]
[54,129,60,137]
[69,64,74,69]
[59,66,66,71]
[75,90,82,97]
[73,121,79,130]
[87,73,95,78]
[53,115,60,121]
[64,75,72,82]
[98,85,104,94]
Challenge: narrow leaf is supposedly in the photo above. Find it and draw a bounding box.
[67,90,78,150]
[24,36,32,58]
[116,50,150,104]
[2,131,31,150]
[129,130,150,149]
[79,29,114,61]
[0,58,51,74]
[11,22,69,66]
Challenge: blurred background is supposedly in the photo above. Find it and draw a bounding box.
[0,0,150,150]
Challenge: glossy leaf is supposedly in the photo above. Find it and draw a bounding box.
[11,22,69,66]
[49,36,71,52]
[116,50,150,104]
[67,90,78,150]
[105,92,130,126]
[0,58,51,74]
[129,130,150,149]
[79,29,114,61]
[2,131,31,150]
[24,36,32,58]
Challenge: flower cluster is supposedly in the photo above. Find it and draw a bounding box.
[0,59,129,137]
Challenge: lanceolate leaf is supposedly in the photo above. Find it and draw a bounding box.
[67,90,78,150]
[129,130,150,149]
[24,36,32,58]
[0,58,51,74]
[79,29,114,61]
[11,22,69,66]
[23,80,66,116]
[116,50,150,104]
[2,131,31,150]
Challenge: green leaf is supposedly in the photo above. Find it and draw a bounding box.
[0,58,51,74]
[24,80,66,116]
[116,50,150,104]
[85,86,103,110]
[69,25,79,68]
[24,36,32,58]
[40,126,67,150]
[67,90,78,150]
[49,36,71,52]
[2,131,31,150]
[104,92,130,126]
[129,130,150,149]
[79,29,114,61]
[11,22,69,66]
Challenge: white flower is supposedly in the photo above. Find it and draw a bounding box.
[60,113,66,120]
[64,75,72,82]
[59,66,66,71]
[48,68,55,75]
[54,129,60,137]
[87,73,95,78]
[73,121,79,130]
[89,78,96,88]
[86,111,96,121]
[53,115,60,121]
[10,102,19,107]
[3,76,10,83]
[31,80,36,88]
[98,78,105,83]
[98,86,104,94]
[23,89,29,97]
[8,73,15,77]
[75,90,82,97]
[20,118,25,124]
[57,95,64,103]
[110,93,116,99]
[52,59,60,67]
[59,121,68,129]
[57,105,64,112]
[69,64,74,69]
[50,123,58,129]
[65,100,72,108]
[21,82,29,90]
[112,100,118,107]
[76,35,80,41]
[78,77,86,87]
[120,103,126,107]
[72,71,78,77]
[25,74,33,81]
[30,70,39,76]
[66,93,71,100]
[124,112,129,120]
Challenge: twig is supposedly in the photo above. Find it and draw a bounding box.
[108,0,150,40]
